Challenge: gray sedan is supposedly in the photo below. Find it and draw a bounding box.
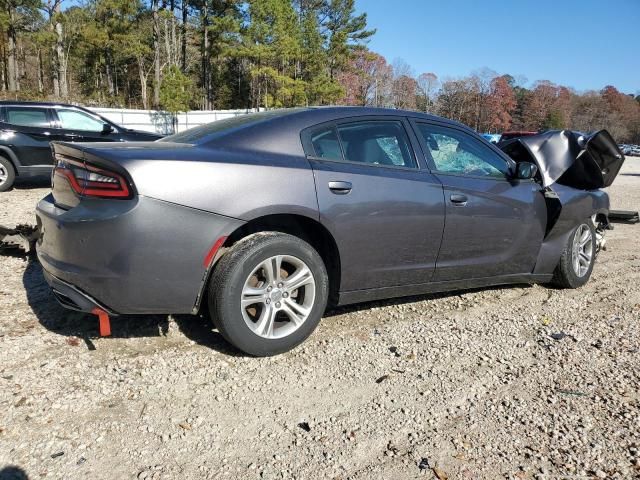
[35,107,623,355]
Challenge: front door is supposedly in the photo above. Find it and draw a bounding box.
[303,117,445,292]
[411,120,546,282]
[51,108,118,143]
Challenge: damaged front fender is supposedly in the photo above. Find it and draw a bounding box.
[532,185,610,275]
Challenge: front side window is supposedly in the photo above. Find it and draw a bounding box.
[57,109,106,132]
[5,107,50,128]
[415,123,509,178]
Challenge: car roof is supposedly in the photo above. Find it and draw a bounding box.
[299,106,477,134]
[159,106,484,160]
[305,106,460,124]
[162,106,475,146]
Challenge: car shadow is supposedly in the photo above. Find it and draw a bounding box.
[324,283,532,318]
[21,257,242,356]
[13,175,51,189]
[21,254,534,355]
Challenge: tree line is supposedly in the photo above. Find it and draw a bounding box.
[339,51,640,143]
[1,0,373,110]
[1,0,639,142]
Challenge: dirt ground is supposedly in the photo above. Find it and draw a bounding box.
[1,162,639,480]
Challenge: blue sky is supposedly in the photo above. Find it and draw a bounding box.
[356,0,639,94]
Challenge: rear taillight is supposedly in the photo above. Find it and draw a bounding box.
[53,155,131,199]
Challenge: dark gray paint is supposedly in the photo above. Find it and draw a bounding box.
[432,173,546,281]
[311,158,445,291]
[35,107,617,315]
[37,193,243,313]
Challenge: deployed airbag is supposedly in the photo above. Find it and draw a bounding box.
[499,129,624,189]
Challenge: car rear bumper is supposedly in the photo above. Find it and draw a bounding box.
[36,193,244,314]
[42,268,116,314]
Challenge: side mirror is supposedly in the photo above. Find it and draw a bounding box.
[102,123,114,134]
[515,161,538,180]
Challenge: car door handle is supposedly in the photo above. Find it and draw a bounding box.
[450,194,468,205]
[328,181,352,194]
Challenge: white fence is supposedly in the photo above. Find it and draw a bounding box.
[88,107,258,135]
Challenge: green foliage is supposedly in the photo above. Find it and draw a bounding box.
[160,65,192,113]
[6,0,635,143]
[0,0,371,109]
[544,109,564,130]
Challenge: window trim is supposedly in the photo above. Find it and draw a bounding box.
[408,118,517,181]
[301,116,421,171]
[305,154,424,172]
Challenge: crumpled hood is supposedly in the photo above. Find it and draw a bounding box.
[499,129,625,189]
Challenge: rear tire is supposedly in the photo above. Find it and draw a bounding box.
[0,156,16,192]
[208,232,329,356]
[552,221,596,288]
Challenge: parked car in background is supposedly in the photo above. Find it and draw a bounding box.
[498,131,538,143]
[481,133,501,144]
[619,144,632,155]
[629,145,640,156]
[0,101,163,191]
[36,107,623,356]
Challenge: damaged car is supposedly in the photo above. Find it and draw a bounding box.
[35,107,624,356]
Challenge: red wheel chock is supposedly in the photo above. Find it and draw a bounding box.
[92,308,111,337]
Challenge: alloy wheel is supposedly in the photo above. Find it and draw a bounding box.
[0,165,7,185]
[240,254,316,339]
[571,224,593,278]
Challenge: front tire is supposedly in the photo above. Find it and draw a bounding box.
[208,232,329,356]
[552,221,596,288]
[0,156,16,192]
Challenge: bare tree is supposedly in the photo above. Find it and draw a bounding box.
[152,0,161,109]
[417,72,438,113]
[181,0,188,72]
[42,0,67,97]
[6,6,19,91]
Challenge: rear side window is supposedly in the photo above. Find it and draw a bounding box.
[310,120,416,169]
[5,107,50,128]
[311,127,342,161]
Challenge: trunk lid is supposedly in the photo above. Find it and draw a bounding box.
[50,141,193,209]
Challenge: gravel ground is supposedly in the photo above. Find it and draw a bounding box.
[1,163,639,480]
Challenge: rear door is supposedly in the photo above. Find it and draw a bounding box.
[1,106,56,166]
[411,120,546,282]
[303,116,445,292]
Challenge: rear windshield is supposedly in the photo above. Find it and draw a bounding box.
[160,108,306,144]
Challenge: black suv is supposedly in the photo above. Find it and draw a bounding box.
[0,101,163,191]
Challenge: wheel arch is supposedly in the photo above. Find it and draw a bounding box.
[197,213,342,312]
[0,146,20,174]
